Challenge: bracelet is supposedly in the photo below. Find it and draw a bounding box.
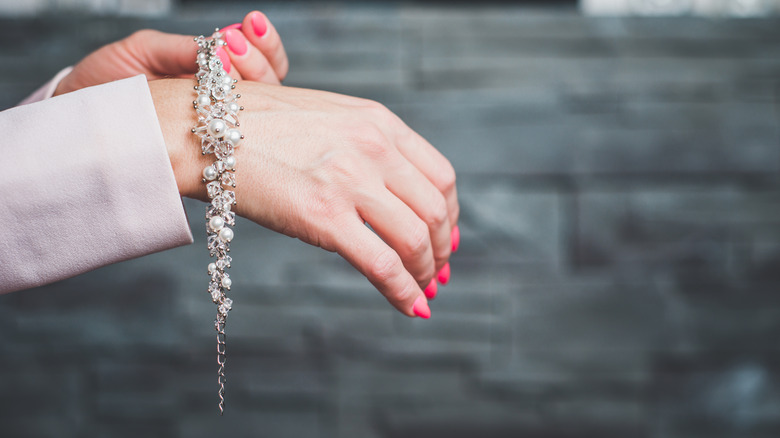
[192,30,243,416]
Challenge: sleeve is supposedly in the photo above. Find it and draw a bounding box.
[17,67,74,106]
[0,74,194,294]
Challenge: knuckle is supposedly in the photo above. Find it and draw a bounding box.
[391,281,418,306]
[277,56,289,81]
[321,151,362,186]
[438,160,457,193]
[349,124,391,160]
[425,194,449,229]
[370,248,401,284]
[127,29,156,45]
[360,99,398,123]
[450,201,461,226]
[247,62,270,82]
[404,221,431,259]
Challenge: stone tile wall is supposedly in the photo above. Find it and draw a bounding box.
[1,4,779,437]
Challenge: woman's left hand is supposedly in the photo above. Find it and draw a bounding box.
[54,10,288,96]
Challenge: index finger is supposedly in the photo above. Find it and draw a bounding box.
[333,216,431,319]
[240,11,289,81]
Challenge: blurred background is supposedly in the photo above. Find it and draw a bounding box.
[1,0,780,437]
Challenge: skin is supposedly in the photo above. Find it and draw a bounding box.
[150,79,458,317]
[54,11,288,95]
[52,11,459,317]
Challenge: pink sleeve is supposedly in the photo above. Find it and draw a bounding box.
[0,75,194,294]
[17,67,74,106]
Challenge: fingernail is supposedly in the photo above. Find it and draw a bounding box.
[251,12,268,37]
[437,263,450,285]
[424,279,438,300]
[413,296,431,319]
[225,29,248,56]
[216,47,231,73]
[220,23,242,32]
[451,225,460,253]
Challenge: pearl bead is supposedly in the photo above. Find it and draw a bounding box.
[209,216,225,231]
[207,118,227,138]
[197,52,207,62]
[225,128,242,147]
[224,156,236,169]
[221,276,232,288]
[196,94,210,107]
[203,165,217,181]
[222,75,233,86]
[227,102,240,114]
[208,263,217,273]
[219,227,234,242]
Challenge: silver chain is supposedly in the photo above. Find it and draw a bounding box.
[216,323,227,414]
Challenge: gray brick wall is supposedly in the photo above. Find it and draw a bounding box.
[1,3,779,437]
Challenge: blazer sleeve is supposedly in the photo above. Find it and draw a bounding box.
[0,75,194,294]
[17,67,74,106]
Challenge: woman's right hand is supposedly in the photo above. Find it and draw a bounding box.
[149,79,459,319]
[54,11,288,96]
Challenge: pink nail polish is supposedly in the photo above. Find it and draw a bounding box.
[225,29,248,56]
[251,12,268,37]
[451,225,460,253]
[220,23,242,32]
[413,296,431,319]
[216,47,231,73]
[437,263,450,285]
[424,279,438,300]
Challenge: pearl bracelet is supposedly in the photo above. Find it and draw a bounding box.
[192,30,243,416]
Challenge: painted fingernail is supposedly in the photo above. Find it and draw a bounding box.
[413,296,431,319]
[424,278,438,300]
[220,23,242,32]
[225,29,248,56]
[251,12,268,37]
[451,225,460,253]
[437,263,451,285]
[216,47,231,73]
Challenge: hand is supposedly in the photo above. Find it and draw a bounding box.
[54,10,288,96]
[149,79,459,319]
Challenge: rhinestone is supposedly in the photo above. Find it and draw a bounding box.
[211,196,230,211]
[222,211,236,226]
[215,141,234,160]
[201,136,216,154]
[212,86,228,100]
[220,172,235,187]
[208,58,222,71]
[222,190,236,205]
[206,181,222,198]
[212,103,227,118]
[216,255,232,269]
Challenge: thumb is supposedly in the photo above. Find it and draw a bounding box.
[127,30,200,78]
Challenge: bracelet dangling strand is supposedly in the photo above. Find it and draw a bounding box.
[192,30,243,416]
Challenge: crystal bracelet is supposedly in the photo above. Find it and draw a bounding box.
[192,30,243,416]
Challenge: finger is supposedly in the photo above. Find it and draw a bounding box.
[395,129,460,228]
[215,46,242,80]
[241,11,289,81]
[128,30,240,80]
[334,216,431,319]
[125,30,197,77]
[357,188,436,289]
[224,28,279,84]
[385,157,452,273]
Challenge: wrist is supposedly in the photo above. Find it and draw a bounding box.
[148,78,211,200]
